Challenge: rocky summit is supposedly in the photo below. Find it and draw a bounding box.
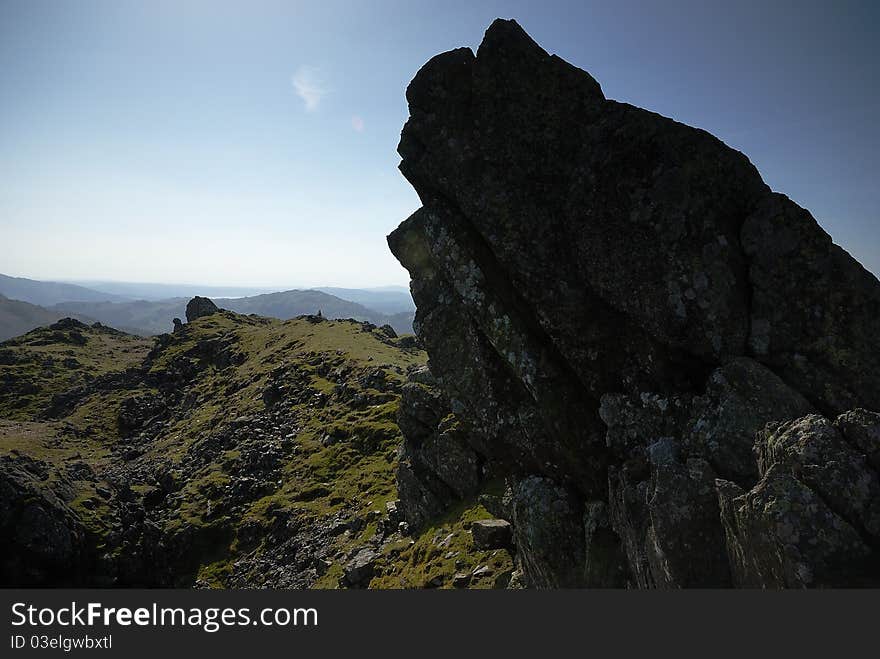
[388,19,880,587]
[0,303,515,588]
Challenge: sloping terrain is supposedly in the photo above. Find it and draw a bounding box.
[0,309,510,587]
[0,318,150,418]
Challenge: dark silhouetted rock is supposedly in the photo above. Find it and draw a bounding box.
[185,296,219,323]
[834,408,880,472]
[388,19,880,588]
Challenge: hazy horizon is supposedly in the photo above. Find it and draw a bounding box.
[0,270,411,297]
[2,0,878,285]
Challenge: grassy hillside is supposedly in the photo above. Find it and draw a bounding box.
[0,309,509,587]
[0,318,151,417]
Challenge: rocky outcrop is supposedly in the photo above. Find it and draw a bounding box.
[185,296,219,323]
[388,20,880,587]
[717,411,880,587]
[0,454,91,585]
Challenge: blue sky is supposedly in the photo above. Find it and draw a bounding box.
[1,0,877,287]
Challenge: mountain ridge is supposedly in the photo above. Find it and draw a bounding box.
[0,274,415,340]
[0,273,129,307]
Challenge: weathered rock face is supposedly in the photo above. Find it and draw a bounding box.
[185,296,219,323]
[389,19,880,587]
[0,455,90,585]
[718,412,880,587]
[394,366,484,530]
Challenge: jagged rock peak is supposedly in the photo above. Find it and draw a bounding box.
[388,20,880,588]
[185,296,219,323]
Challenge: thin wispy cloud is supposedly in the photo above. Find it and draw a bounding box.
[291,65,327,111]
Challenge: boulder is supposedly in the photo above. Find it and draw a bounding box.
[452,572,471,588]
[185,296,219,323]
[471,518,512,549]
[834,408,880,472]
[343,548,378,587]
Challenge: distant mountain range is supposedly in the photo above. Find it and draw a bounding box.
[58,281,415,313]
[62,280,278,301]
[0,274,414,339]
[313,287,415,315]
[0,273,130,306]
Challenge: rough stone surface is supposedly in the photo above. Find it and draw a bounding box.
[0,455,89,585]
[509,476,586,588]
[185,296,219,323]
[389,19,880,587]
[471,518,512,549]
[343,548,378,587]
[717,413,880,587]
[394,371,483,530]
[835,408,880,472]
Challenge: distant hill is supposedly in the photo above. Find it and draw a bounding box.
[54,289,414,336]
[313,287,415,315]
[217,289,414,334]
[0,295,72,341]
[220,289,383,321]
[0,273,128,306]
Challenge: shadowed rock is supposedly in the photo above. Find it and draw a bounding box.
[185,296,219,323]
[389,19,880,587]
[471,518,512,549]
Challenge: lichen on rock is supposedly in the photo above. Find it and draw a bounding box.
[389,19,880,588]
